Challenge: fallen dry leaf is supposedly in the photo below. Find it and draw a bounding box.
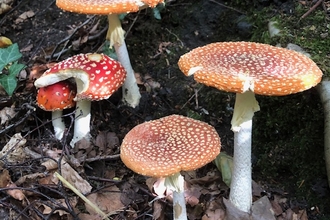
[0,105,16,125]
[0,0,12,15]
[223,198,250,220]
[15,10,35,24]
[251,196,276,220]
[51,160,92,195]
[41,159,58,170]
[20,44,33,52]
[0,169,25,200]
[26,62,55,90]
[40,197,78,216]
[144,74,161,93]
[152,200,165,220]
[0,133,27,163]
[94,131,119,153]
[85,185,124,216]
[0,36,12,48]
[134,72,143,85]
[202,198,225,220]
[0,168,11,187]
[15,173,46,186]
[5,182,25,200]
[185,183,202,206]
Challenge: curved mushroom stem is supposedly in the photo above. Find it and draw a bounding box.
[229,91,260,213]
[107,14,141,108]
[52,110,65,140]
[164,173,188,220]
[70,100,91,147]
[317,80,330,186]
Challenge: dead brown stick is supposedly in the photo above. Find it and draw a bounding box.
[300,0,324,20]
[208,0,245,14]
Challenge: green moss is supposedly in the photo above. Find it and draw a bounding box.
[243,4,330,76]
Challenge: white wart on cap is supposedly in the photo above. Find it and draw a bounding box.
[120,114,221,177]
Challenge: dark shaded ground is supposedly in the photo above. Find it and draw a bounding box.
[0,0,329,219]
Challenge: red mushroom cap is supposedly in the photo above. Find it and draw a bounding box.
[120,115,221,177]
[34,53,127,101]
[178,42,323,96]
[37,80,76,111]
[56,0,164,15]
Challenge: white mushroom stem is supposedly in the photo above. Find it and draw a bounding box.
[34,71,93,148]
[70,99,91,147]
[107,14,141,108]
[317,80,330,186]
[164,172,187,220]
[52,110,66,140]
[229,91,260,213]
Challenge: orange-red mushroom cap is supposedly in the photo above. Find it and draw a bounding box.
[56,0,164,15]
[34,53,127,101]
[37,80,76,111]
[178,42,322,96]
[120,115,221,178]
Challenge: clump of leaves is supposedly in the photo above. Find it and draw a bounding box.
[0,43,26,96]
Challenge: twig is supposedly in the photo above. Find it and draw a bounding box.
[0,0,26,27]
[83,154,121,163]
[49,16,96,60]
[209,0,246,14]
[0,103,36,137]
[181,85,203,109]
[125,11,140,38]
[54,172,110,219]
[300,0,324,20]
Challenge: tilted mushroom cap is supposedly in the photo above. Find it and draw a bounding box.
[34,53,126,101]
[120,115,221,177]
[37,80,76,111]
[56,0,164,15]
[178,42,323,96]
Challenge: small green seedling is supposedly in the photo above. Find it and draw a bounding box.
[0,43,26,96]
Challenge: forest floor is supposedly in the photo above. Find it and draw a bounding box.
[0,0,329,219]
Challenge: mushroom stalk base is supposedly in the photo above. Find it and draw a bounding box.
[70,100,91,147]
[164,173,187,220]
[108,14,141,108]
[229,119,252,213]
[317,80,330,186]
[52,110,65,140]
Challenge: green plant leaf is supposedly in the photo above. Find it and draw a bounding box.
[0,62,25,95]
[0,43,22,73]
[153,3,165,20]
[213,152,233,187]
[9,63,25,77]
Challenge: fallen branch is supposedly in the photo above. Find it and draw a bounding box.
[300,0,324,20]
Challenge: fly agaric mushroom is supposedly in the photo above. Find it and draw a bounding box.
[36,80,76,140]
[34,53,126,147]
[56,0,164,108]
[178,42,322,213]
[120,114,221,220]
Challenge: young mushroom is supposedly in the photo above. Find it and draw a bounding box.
[56,0,164,108]
[120,114,221,220]
[178,42,322,213]
[34,53,126,147]
[36,80,76,140]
